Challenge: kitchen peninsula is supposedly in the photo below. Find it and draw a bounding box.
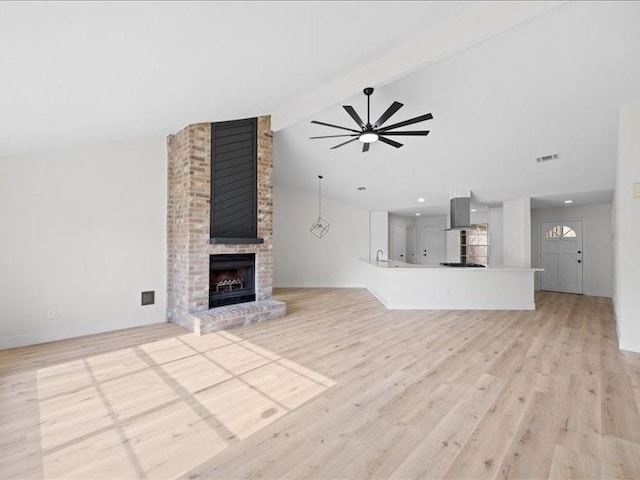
[365,260,541,310]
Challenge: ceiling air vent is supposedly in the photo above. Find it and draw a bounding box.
[536,153,559,163]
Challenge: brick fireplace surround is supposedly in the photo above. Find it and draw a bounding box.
[167,115,285,334]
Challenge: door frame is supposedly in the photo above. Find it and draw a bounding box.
[538,218,584,293]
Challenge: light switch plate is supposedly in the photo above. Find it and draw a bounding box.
[634,183,640,199]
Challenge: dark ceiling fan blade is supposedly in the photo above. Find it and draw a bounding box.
[362,142,370,153]
[311,120,360,133]
[378,130,430,136]
[373,101,403,128]
[343,105,365,128]
[377,113,433,132]
[378,136,403,149]
[330,138,360,150]
[310,134,359,139]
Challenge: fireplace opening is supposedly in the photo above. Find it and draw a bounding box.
[209,254,256,308]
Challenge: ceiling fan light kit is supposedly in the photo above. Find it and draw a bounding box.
[310,87,433,152]
[359,133,379,143]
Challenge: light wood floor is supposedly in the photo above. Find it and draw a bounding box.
[2,289,640,479]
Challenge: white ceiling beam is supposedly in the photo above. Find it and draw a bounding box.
[271,1,565,132]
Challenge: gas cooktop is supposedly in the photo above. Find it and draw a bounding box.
[439,262,486,268]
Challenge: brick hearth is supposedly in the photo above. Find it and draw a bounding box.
[191,299,286,335]
[166,116,285,334]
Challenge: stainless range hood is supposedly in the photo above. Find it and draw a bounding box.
[446,196,477,231]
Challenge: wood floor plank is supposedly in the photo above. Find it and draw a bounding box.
[1,288,639,480]
[555,373,602,460]
[600,434,640,479]
[600,360,640,444]
[548,443,601,480]
[388,373,506,479]
[442,359,543,479]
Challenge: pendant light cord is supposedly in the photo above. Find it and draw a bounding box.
[318,175,323,217]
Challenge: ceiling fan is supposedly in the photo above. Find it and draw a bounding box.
[309,87,433,153]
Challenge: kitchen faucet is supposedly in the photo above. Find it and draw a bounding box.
[376,250,384,262]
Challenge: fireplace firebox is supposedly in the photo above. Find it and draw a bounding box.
[209,254,256,308]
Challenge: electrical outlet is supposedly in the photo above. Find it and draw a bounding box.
[634,183,640,199]
[47,310,56,320]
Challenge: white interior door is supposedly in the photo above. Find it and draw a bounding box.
[406,226,416,264]
[421,226,446,264]
[540,220,583,294]
[391,224,406,261]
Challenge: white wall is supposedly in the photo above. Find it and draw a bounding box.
[488,207,504,266]
[273,184,369,287]
[503,197,531,267]
[615,104,640,352]
[369,211,388,261]
[531,203,613,297]
[417,215,448,229]
[445,234,460,262]
[389,214,417,229]
[0,138,167,349]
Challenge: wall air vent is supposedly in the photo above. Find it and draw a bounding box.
[536,153,559,163]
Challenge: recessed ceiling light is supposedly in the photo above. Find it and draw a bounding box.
[357,186,366,191]
[415,213,421,216]
[418,198,425,202]
[471,209,477,212]
[564,200,573,204]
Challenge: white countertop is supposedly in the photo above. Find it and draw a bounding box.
[364,259,542,272]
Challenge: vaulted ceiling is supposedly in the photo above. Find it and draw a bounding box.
[2,1,638,214]
[274,1,640,213]
[0,1,473,155]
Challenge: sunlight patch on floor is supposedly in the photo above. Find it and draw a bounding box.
[35,330,335,479]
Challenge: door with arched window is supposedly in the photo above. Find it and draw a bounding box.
[539,220,583,294]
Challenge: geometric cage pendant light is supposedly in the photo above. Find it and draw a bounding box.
[310,175,330,238]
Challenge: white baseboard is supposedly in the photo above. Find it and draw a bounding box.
[0,319,166,351]
[365,286,390,308]
[619,341,640,354]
